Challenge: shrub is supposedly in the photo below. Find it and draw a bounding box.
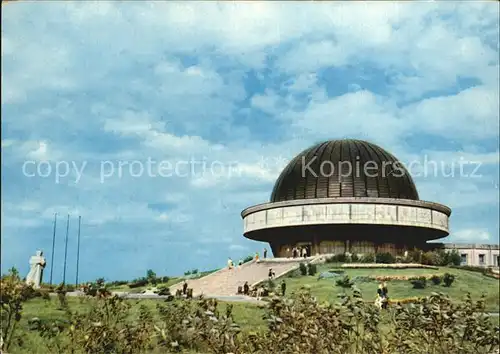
[376,252,395,264]
[55,284,68,309]
[265,280,276,293]
[326,254,349,263]
[81,280,112,298]
[307,263,317,276]
[351,253,359,262]
[128,278,148,288]
[299,263,308,276]
[388,293,499,353]
[430,275,442,285]
[159,276,170,283]
[40,284,55,292]
[0,268,41,351]
[336,275,354,288]
[410,277,427,289]
[325,255,336,263]
[191,269,199,275]
[342,263,437,269]
[421,251,438,265]
[146,269,158,285]
[243,255,254,263]
[446,250,462,266]
[418,249,462,266]
[407,249,422,263]
[109,280,128,286]
[443,273,455,287]
[157,286,171,296]
[64,284,75,292]
[360,253,376,263]
[450,265,494,276]
[351,276,372,283]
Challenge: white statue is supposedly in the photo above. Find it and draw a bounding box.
[26,250,46,289]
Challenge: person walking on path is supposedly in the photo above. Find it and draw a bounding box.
[263,248,268,259]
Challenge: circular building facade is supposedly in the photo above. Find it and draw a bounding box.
[241,139,451,257]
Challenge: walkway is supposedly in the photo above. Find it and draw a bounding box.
[169,256,318,297]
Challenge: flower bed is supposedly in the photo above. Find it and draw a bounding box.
[389,296,422,304]
[365,296,422,305]
[373,274,444,281]
[341,263,438,269]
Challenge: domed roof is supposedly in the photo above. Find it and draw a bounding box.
[271,139,419,202]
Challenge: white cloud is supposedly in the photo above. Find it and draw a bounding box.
[452,229,491,243]
[1,1,498,280]
[229,244,248,252]
[402,86,500,139]
[277,40,348,74]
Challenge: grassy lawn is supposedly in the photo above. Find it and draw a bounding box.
[282,264,500,311]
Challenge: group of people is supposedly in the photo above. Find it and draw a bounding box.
[254,248,269,262]
[241,279,287,297]
[289,246,308,259]
[375,282,389,309]
[227,257,247,269]
[228,248,271,269]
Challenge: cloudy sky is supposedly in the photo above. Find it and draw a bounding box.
[2,2,499,282]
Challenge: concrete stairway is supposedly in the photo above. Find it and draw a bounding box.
[170,257,318,297]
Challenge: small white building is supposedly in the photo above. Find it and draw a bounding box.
[442,243,500,267]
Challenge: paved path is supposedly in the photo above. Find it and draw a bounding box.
[169,257,316,297]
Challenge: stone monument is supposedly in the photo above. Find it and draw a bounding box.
[26,250,46,289]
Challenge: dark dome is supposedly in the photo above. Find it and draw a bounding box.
[271,139,419,202]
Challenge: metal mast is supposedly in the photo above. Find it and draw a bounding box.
[62,214,70,284]
[49,213,57,285]
[75,216,82,286]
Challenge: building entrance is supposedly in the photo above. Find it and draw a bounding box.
[296,242,312,257]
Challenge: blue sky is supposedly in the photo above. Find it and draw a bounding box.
[2,2,499,283]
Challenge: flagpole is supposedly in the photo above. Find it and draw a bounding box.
[62,214,70,285]
[75,216,82,286]
[49,213,57,285]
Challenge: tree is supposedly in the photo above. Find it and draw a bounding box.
[146,269,157,285]
[446,250,461,266]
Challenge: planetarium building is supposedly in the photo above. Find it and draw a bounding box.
[241,139,452,258]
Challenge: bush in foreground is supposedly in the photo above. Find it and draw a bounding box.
[430,274,442,285]
[443,272,455,287]
[307,263,317,276]
[28,289,499,354]
[336,275,354,288]
[299,262,307,276]
[4,271,499,354]
[410,277,427,289]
